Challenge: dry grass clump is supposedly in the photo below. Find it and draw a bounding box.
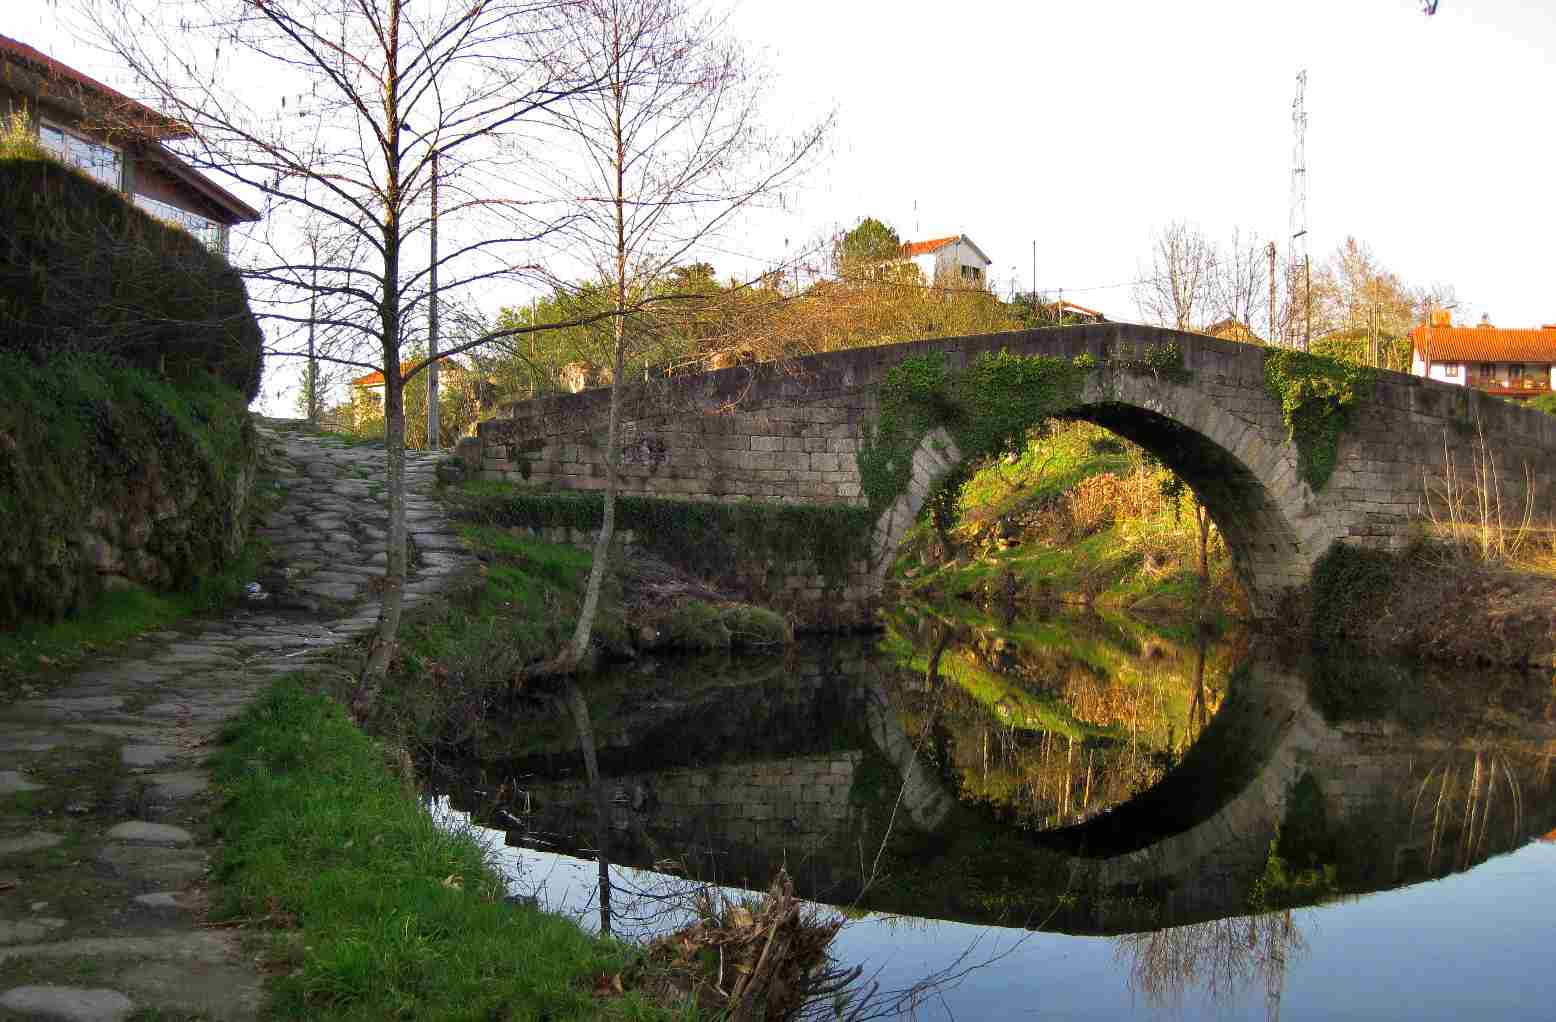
[633,870,859,1021]
[1420,429,1556,575]
[1065,471,1168,538]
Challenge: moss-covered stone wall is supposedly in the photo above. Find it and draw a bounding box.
[0,353,256,625]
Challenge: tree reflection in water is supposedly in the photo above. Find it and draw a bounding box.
[1114,910,1307,1022]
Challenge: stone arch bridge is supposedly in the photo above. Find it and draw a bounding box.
[469,324,1556,618]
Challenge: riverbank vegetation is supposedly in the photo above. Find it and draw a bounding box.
[1295,425,1556,666]
[211,678,693,1021]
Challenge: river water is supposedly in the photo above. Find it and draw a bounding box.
[431,601,1556,1020]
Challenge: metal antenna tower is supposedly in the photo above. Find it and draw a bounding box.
[1288,69,1310,350]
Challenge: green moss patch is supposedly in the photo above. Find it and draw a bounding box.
[0,156,262,399]
[857,350,1092,515]
[1308,542,1399,648]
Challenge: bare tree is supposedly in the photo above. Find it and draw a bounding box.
[1135,221,1217,331]
[1208,227,1268,337]
[538,0,830,668]
[82,0,619,688]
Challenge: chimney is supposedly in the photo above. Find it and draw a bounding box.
[1478,314,1493,328]
[1428,309,1452,327]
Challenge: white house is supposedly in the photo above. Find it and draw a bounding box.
[900,234,993,288]
[1410,311,1556,402]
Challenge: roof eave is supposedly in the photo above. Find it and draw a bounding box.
[149,144,261,223]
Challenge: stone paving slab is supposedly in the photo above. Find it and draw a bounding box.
[0,772,44,796]
[0,985,135,1021]
[0,419,474,1021]
[0,832,63,857]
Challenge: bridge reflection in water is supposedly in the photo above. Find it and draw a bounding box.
[435,608,1556,946]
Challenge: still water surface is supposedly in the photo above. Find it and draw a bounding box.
[432,602,1556,1020]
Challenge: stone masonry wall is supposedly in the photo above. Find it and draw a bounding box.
[516,752,864,891]
[474,324,1556,615]
[496,521,873,629]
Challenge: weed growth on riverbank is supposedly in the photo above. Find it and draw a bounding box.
[892,422,1240,619]
[212,679,688,1021]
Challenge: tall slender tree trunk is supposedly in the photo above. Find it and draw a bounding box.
[567,63,629,669]
[361,0,406,691]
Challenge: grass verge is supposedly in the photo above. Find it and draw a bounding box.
[211,678,690,1021]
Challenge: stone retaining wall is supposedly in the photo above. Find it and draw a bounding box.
[497,522,874,629]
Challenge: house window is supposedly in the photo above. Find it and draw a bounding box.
[1508,364,1526,381]
[38,122,122,190]
[132,194,227,253]
[1442,363,1461,379]
[959,264,984,284]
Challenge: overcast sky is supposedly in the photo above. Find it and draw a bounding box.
[7,0,1554,409]
[721,0,1556,327]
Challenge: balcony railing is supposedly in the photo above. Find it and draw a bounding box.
[1466,376,1552,396]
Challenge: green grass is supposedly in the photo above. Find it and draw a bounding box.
[956,426,1131,520]
[211,679,690,1021]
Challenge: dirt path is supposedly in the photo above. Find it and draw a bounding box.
[0,419,473,1021]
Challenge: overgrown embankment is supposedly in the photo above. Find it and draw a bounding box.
[891,421,1241,620]
[338,517,792,756]
[447,481,875,631]
[1296,542,1556,668]
[0,148,263,638]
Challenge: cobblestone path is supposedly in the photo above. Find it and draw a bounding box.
[0,419,473,1021]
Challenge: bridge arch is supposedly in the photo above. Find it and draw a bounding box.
[867,366,1332,616]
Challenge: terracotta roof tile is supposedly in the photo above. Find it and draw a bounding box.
[1411,324,1556,364]
[352,359,465,388]
[901,235,962,258]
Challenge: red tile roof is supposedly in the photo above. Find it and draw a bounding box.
[352,359,465,388]
[0,34,190,140]
[1411,323,1556,364]
[901,235,962,258]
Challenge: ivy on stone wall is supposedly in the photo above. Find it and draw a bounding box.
[1105,341,1190,382]
[448,486,874,588]
[857,350,1091,514]
[1263,350,1378,491]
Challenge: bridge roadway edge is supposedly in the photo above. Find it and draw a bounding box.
[473,325,1556,620]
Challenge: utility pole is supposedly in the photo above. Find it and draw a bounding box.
[1031,240,1037,304]
[1289,70,1309,350]
[307,261,318,424]
[1266,240,1277,344]
[426,148,440,449]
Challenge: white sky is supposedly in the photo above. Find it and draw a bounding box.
[7,0,1556,412]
